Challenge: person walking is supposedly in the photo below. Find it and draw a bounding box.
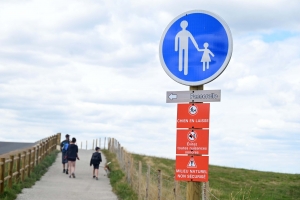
[90,147,102,180]
[66,137,79,178]
[60,134,70,174]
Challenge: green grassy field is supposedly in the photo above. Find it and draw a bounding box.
[132,153,300,200]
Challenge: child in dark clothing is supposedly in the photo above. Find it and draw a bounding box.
[90,147,102,180]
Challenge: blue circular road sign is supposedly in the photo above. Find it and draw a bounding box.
[159,10,233,86]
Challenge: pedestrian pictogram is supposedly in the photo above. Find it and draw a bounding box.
[188,130,197,141]
[159,10,233,86]
[187,157,197,168]
[188,105,198,115]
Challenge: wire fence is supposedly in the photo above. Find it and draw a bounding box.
[107,137,218,200]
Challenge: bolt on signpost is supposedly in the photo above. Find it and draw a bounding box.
[159,10,232,200]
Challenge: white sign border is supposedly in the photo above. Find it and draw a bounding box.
[159,10,233,86]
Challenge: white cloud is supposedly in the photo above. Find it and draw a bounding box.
[0,0,299,174]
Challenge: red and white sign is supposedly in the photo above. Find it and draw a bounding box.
[175,155,209,182]
[177,103,210,128]
[176,129,209,155]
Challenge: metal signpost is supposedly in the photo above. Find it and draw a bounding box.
[159,10,232,200]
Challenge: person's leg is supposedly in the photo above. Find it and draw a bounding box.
[207,62,209,69]
[95,169,99,178]
[68,161,71,178]
[93,167,95,178]
[62,153,66,173]
[66,162,69,174]
[71,161,76,178]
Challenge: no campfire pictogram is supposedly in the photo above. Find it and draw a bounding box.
[187,157,197,168]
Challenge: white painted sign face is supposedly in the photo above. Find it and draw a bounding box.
[159,10,233,86]
[166,90,221,103]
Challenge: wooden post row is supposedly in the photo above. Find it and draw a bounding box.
[0,158,5,193]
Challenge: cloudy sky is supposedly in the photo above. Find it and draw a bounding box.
[0,0,299,174]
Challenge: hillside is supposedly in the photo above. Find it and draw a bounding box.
[132,153,300,200]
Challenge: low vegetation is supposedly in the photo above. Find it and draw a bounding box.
[0,150,59,200]
[131,153,300,200]
[102,149,138,200]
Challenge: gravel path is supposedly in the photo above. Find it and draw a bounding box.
[16,149,118,200]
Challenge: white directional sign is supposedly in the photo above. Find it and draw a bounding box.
[166,90,221,103]
[159,10,233,86]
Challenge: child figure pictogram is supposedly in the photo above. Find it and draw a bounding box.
[198,43,214,71]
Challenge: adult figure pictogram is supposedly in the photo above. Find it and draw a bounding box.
[175,20,199,75]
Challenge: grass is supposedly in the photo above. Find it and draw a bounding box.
[131,153,300,200]
[102,149,138,200]
[0,150,59,200]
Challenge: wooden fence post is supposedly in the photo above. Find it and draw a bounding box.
[158,169,162,200]
[28,150,31,177]
[202,182,209,200]
[138,161,142,200]
[130,157,134,187]
[174,180,180,200]
[0,158,5,194]
[32,147,36,168]
[17,153,21,183]
[146,164,150,200]
[57,132,61,146]
[36,146,40,165]
[127,153,130,184]
[8,155,14,188]
[22,151,26,181]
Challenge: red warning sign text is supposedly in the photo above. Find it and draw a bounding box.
[176,129,209,155]
[175,155,209,182]
[177,103,210,128]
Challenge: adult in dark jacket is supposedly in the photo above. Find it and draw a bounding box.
[66,137,79,178]
[90,147,102,180]
[60,134,70,174]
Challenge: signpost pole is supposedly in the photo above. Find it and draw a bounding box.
[187,85,203,200]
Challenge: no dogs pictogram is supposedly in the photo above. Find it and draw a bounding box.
[188,104,198,115]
